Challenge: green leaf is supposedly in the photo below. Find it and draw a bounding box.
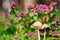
[22,28,29,33]
[57,26,60,30]
[8,8,11,13]
[14,17,22,24]
[28,12,33,17]
[18,34,29,40]
[54,6,58,12]
[44,12,48,14]
[0,26,5,35]
[45,18,49,23]
[15,10,19,14]
[30,27,38,32]
[23,35,29,40]
[33,16,38,21]
[9,14,15,19]
[30,19,34,23]
[50,13,53,17]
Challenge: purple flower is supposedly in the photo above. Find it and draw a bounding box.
[50,2,57,7]
[54,24,58,27]
[31,5,36,8]
[17,12,26,17]
[4,12,9,18]
[42,5,48,12]
[26,4,36,10]
[21,12,27,17]
[30,9,35,16]
[52,19,60,23]
[49,2,57,11]
[55,34,60,37]
[9,1,16,6]
[36,4,42,11]
[40,5,49,12]
[35,4,50,13]
[26,5,31,10]
[17,13,22,17]
[32,10,34,16]
[35,5,40,10]
[52,19,60,28]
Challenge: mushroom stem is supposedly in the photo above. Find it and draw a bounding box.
[44,29,46,40]
[38,30,40,40]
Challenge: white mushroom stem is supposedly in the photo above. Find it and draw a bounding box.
[44,29,46,40]
[38,30,40,40]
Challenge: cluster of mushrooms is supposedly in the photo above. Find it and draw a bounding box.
[31,21,50,40]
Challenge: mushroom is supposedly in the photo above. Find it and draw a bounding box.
[31,21,50,40]
[31,21,42,40]
[41,24,50,40]
[31,21,42,29]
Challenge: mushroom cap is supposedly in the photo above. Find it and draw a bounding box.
[31,21,50,30]
[31,21,42,29]
[41,24,50,30]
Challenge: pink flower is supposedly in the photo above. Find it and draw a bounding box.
[36,4,50,13]
[49,2,57,11]
[4,12,9,18]
[31,9,35,16]
[54,24,58,27]
[21,12,27,17]
[35,5,40,10]
[32,11,34,16]
[49,6,53,12]
[50,2,57,7]
[17,13,22,17]
[52,19,60,23]
[17,12,26,17]
[55,34,60,36]
[40,5,49,12]
[9,1,16,6]
[26,5,30,9]
[26,5,36,10]
[52,19,60,28]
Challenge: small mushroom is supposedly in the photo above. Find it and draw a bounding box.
[31,21,42,40]
[31,21,42,29]
[31,21,50,30]
[41,24,50,30]
[41,24,50,40]
[31,21,50,40]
